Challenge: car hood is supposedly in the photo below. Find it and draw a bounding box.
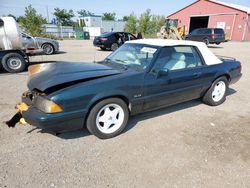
[34,37,58,44]
[28,62,121,92]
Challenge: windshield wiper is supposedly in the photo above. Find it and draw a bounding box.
[114,59,128,70]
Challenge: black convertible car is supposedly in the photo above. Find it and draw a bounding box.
[93,32,137,51]
[7,39,242,139]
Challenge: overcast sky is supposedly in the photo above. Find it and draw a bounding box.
[1,0,250,21]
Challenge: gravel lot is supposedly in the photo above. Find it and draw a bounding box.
[0,40,249,188]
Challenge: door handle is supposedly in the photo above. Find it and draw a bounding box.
[193,72,202,78]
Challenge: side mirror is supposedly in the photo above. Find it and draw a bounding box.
[156,68,169,78]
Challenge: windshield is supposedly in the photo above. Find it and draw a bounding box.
[105,43,159,70]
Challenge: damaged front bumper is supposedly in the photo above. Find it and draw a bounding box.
[6,91,87,132]
[5,91,32,127]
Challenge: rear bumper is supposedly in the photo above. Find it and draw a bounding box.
[210,38,225,44]
[94,44,105,48]
[93,41,105,48]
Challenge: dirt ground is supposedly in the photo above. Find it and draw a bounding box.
[0,40,249,188]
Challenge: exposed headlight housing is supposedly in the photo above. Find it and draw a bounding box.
[34,96,63,113]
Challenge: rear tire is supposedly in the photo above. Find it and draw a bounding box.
[203,38,209,45]
[86,98,129,139]
[111,43,119,51]
[2,53,27,73]
[202,77,228,106]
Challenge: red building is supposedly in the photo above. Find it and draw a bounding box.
[168,0,250,41]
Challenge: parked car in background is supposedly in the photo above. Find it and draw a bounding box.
[185,28,225,45]
[7,39,241,139]
[93,32,137,51]
[21,33,59,55]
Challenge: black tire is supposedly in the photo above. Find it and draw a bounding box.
[2,53,27,73]
[203,38,209,45]
[100,47,106,51]
[111,43,119,51]
[216,42,221,45]
[86,98,129,139]
[202,77,229,106]
[42,43,55,55]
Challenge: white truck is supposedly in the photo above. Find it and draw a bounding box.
[0,17,29,73]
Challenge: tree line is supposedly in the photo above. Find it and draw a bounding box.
[6,5,166,37]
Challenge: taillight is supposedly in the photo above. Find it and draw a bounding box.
[237,64,242,73]
[210,34,215,39]
[100,38,108,42]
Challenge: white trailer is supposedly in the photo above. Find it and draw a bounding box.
[0,17,29,73]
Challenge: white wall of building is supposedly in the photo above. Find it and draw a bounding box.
[42,24,74,38]
[81,16,126,37]
[83,16,102,27]
[83,27,103,38]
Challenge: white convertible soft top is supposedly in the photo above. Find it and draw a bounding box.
[126,39,222,65]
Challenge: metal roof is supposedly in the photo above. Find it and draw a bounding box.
[167,0,250,18]
[210,0,250,14]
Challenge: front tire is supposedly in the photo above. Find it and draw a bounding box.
[2,53,27,73]
[42,43,55,55]
[202,77,228,106]
[86,98,129,139]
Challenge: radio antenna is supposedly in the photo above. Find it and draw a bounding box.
[93,47,96,63]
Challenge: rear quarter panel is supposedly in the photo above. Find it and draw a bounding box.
[201,59,241,94]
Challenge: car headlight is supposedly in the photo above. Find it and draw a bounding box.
[34,96,63,113]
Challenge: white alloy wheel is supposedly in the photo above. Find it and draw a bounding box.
[212,81,226,102]
[96,104,125,134]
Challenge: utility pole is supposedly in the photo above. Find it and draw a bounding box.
[46,5,49,23]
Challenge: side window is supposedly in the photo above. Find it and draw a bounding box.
[123,33,129,41]
[152,46,204,72]
[191,29,198,35]
[191,47,203,67]
[214,29,224,34]
[198,29,205,35]
[22,33,28,38]
[152,47,173,72]
[204,29,212,34]
[174,46,203,68]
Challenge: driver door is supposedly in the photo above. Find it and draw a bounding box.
[21,33,37,49]
[143,46,206,111]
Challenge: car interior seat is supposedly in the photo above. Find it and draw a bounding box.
[152,48,172,71]
[164,52,186,70]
